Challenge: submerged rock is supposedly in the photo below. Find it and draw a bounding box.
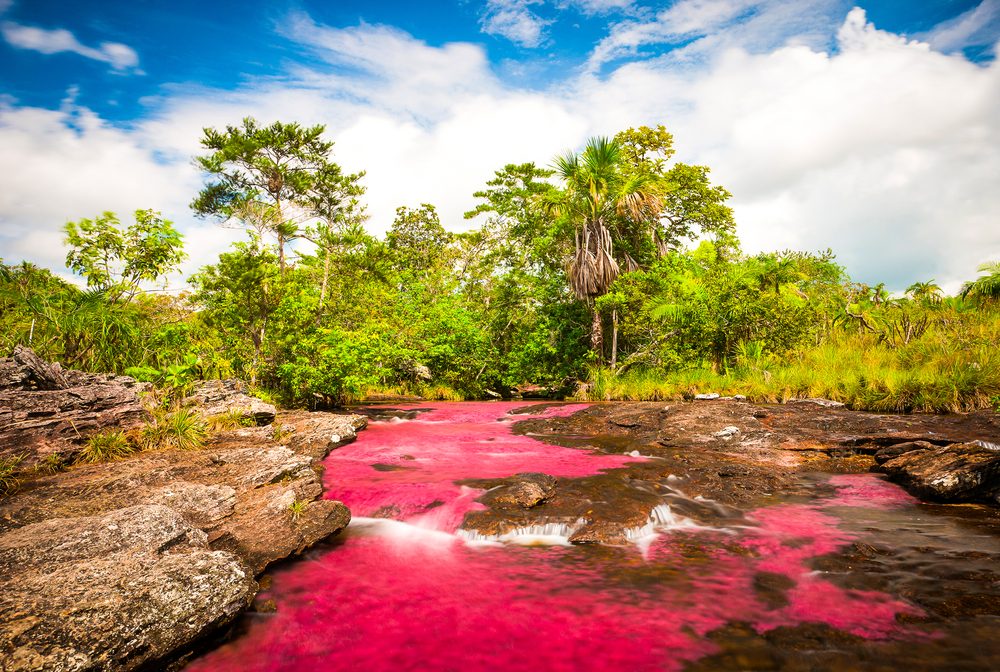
[0,505,256,671]
[876,442,1000,504]
[487,473,557,510]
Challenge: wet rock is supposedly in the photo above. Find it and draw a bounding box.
[0,347,150,467]
[187,379,276,425]
[0,505,255,672]
[877,442,1000,503]
[873,440,935,465]
[486,473,557,510]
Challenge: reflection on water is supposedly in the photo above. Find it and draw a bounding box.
[187,403,1000,671]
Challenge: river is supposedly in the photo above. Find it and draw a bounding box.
[187,402,1000,671]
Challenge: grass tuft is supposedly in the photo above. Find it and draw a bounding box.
[78,430,134,463]
[137,407,209,451]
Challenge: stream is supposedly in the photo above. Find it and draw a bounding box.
[187,402,1000,671]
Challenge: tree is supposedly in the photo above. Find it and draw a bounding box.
[192,117,334,272]
[386,204,453,272]
[189,242,281,382]
[906,280,943,305]
[960,262,1000,305]
[550,136,661,359]
[64,209,186,303]
[302,161,368,310]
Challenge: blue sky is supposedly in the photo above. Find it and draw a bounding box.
[1,0,998,291]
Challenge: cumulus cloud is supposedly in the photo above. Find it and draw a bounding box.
[0,99,241,287]
[1,8,998,295]
[480,0,551,47]
[1,21,140,71]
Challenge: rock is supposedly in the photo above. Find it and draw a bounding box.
[149,482,237,527]
[0,505,255,671]
[187,379,276,425]
[284,411,367,459]
[486,473,557,510]
[714,426,741,439]
[0,345,70,390]
[877,442,1000,503]
[788,397,845,408]
[0,348,150,467]
[694,393,721,400]
[873,440,935,466]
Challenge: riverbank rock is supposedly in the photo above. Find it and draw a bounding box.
[186,379,277,425]
[0,505,256,671]
[0,351,365,670]
[876,442,1000,504]
[0,346,150,467]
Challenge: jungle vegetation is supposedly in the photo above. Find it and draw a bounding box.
[1,118,998,413]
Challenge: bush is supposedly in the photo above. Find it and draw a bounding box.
[138,408,209,451]
[78,431,134,463]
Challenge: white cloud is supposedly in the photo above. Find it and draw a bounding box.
[1,21,139,71]
[585,0,843,71]
[1,8,998,296]
[480,0,551,48]
[923,0,1000,53]
[556,0,635,15]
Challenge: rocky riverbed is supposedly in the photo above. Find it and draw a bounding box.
[460,399,1000,544]
[0,349,365,671]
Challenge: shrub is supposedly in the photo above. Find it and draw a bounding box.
[79,430,134,463]
[0,455,24,496]
[138,408,208,451]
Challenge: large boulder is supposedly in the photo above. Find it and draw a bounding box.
[876,442,1000,504]
[0,505,256,671]
[0,347,150,466]
[186,379,277,425]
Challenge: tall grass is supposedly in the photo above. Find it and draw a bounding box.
[583,321,1000,413]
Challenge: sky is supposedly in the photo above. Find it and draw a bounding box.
[0,0,998,293]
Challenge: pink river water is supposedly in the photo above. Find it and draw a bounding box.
[188,402,929,672]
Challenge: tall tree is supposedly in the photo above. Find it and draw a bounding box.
[550,137,661,359]
[191,117,334,273]
[302,161,368,310]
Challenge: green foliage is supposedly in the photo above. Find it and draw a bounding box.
[64,209,186,301]
[78,430,134,463]
[0,455,24,496]
[138,408,209,451]
[206,409,256,431]
[288,498,308,521]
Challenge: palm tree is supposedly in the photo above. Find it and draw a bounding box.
[905,280,943,305]
[551,137,661,359]
[960,262,1000,305]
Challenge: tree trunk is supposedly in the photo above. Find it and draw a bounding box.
[591,303,603,365]
[610,308,618,371]
[319,249,331,310]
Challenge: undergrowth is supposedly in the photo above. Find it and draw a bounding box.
[584,326,1000,413]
